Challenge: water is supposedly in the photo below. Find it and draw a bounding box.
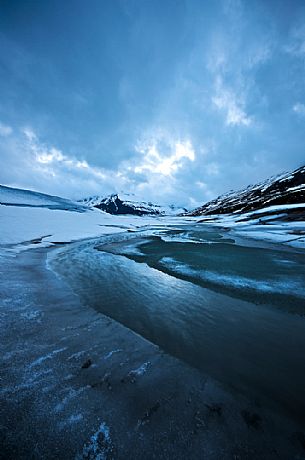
[48,223,305,422]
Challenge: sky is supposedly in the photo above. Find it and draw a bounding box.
[0,0,305,208]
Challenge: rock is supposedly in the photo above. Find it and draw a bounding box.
[81,358,92,369]
[241,410,262,430]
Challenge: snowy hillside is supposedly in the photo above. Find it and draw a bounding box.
[79,192,187,216]
[187,165,305,218]
[0,186,170,252]
[1,183,304,252]
[0,185,87,212]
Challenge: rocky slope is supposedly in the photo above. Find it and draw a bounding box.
[187,165,305,217]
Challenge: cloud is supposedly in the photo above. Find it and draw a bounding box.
[0,127,126,199]
[285,24,305,57]
[23,128,116,185]
[212,78,252,127]
[293,102,305,117]
[0,125,199,206]
[203,3,276,133]
[22,128,108,180]
[0,122,12,136]
[1,1,305,210]
[134,133,195,176]
[106,130,200,206]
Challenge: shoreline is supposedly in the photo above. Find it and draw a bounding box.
[1,245,305,459]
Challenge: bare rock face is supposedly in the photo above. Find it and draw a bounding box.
[186,165,305,217]
[93,194,161,216]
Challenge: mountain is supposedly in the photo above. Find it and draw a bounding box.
[0,185,87,212]
[187,165,305,219]
[79,193,187,216]
[0,185,187,217]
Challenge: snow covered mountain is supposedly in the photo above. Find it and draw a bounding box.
[79,193,187,216]
[187,165,305,219]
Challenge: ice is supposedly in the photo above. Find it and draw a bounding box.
[0,185,198,255]
[194,205,305,248]
[20,310,43,321]
[79,422,113,460]
[128,361,151,377]
[0,203,172,253]
[54,386,89,413]
[58,414,84,430]
[160,257,305,298]
[67,350,86,361]
[103,349,123,360]
[29,347,67,368]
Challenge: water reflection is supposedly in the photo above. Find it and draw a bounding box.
[49,225,305,422]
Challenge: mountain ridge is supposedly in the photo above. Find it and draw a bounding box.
[186,165,305,217]
[79,193,187,216]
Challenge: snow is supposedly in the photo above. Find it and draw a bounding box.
[241,203,305,216]
[128,361,151,377]
[188,164,305,217]
[0,185,304,254]
[0,205,107,244]
[279,174,295,182]
[0,185,193,256]
[0,203,168,253]
[197,208,305,248]
[103,349,123,360]
[287,184,305,192]
[0,184,86,211]
[79,192,187,216]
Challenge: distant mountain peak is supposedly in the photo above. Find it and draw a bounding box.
[79,193,187,216]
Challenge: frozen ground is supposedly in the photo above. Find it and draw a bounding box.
[0,204,170,249]
[1,186,305,458]
[0,185,187,252]
[0,184,88,211]
[0,185,304,253]
[197,204,305,249]
[0,193,185,257]
[1,245,305,459]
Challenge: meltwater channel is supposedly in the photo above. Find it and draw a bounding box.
[48,223,305,423]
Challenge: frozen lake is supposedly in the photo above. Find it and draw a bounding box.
[49,223,305,423]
